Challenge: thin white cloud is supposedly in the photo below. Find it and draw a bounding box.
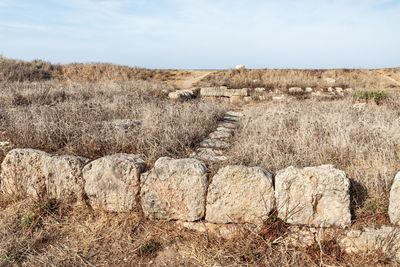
[0,22,48,31]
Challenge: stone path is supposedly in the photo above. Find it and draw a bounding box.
[190,111,244,163]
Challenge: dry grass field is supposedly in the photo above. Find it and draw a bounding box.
[1,58,400,266]
[197,68,400,92]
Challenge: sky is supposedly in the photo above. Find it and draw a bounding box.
[0,0,399,69]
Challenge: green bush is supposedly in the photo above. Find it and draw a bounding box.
[354,90,390,105]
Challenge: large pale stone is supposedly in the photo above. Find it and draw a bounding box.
[275,165,351,228]
[206,165,274,225]
[1,149,89,201]
[140,157,208,221]
[389,172,400,225]
[83,154,146,212]
[44,155,90,201]
[339,226,400,262]
[168,88,200,100]
[200,87,248,97]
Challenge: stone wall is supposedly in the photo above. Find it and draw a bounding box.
[1,148,400,261]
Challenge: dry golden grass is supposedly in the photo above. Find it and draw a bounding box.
[197,68,400,91]
[0,194,395,266]
[0,57,186,84]
[0,81,226,162]
[1,57,400,266]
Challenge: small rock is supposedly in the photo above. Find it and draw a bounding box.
[389,172,400,225]
[223,116,240,122]
[327,87,333,92]
[206,165,275,225]
[305,87,313,93]
[335,87,343,93]
[168,88,200,100]
[140,157,208,221]
[216,126,234,133]
[83,154,146,212]
[272,95,286,101]
[339,226,400,262]
[209,130,232,139]
[254,87,266,93]
[225,111,245,117]
[199,139,231,149]
[288,87,303,94]
[235,65,245,70]
[275,165,351,228]
[218,121,238,129]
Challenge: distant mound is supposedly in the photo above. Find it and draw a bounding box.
[0,57,177,83]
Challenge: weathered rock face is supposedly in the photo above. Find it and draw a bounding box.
[0,142,13,171]
[206,165,275,225]
[389,172,400,225]
[140,157,208,221]
[275,165,351,228]
[1,149,89,201]
[83,154,145,212]
[235,65,245,70]
[339,226,400,262]
[44,155,90,201]
[200,87,248,97]
[1,149,48,197]
[168,88,200,100]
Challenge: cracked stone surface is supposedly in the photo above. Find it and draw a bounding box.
[206,165,275,225]
[140,157,208,221]
[199,139,231,149]
[275,165,351,228]
[83,154,146,212]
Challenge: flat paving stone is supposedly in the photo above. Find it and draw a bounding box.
[223,116,240,122]
[218,122,238,129]
[226,111,245,117]
[200,139,231,149]
[190,148,228,162]
[209,130,232,139]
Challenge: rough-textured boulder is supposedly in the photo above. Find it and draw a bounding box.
[83,154,145,212]
[389,172,400,225]
[1,149,89,201]
[339,226,400,262]
[288,87,303,94]
[275,165,351,228]
[44,155,90,201]
[140,157,208,221]
[206,165,275,225]
[235,65,245,70]
[168,88,200,100]
[200,87,248,97]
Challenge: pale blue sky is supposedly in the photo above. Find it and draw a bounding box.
[0,0,399,69]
